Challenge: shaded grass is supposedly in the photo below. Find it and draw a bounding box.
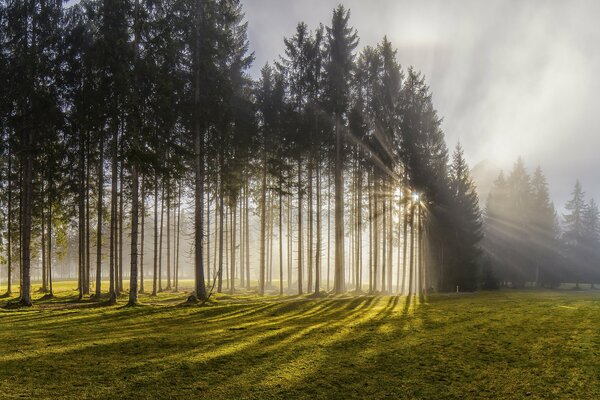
[0,283,599,399]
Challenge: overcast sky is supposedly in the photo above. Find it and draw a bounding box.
[243,0,600,210]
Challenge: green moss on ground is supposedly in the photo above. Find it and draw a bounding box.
[0,283,598,399]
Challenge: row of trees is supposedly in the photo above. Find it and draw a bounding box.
[0,1,483,306]
[484,159,600,288]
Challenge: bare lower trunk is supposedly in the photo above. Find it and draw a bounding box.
[297,160,303,295]
[259,158,267,295]
[6,146,12,295]
[20,129,33,306]
[334,117,345,293]
[139,176,145,293]
[95,137,104,297]
[128,161,139,305]
[166,181,171,290]
[152,174,158,296]
[158,181,164,292]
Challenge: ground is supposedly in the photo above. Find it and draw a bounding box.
[0,282,598,399]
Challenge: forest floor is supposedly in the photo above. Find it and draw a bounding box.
[0,282,599,399]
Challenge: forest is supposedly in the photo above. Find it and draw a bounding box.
[0,0,486,306]
[1,1,600,399]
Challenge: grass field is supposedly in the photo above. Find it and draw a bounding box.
[0,283,599,399]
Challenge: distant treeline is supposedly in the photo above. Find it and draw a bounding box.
[483,158,600,288]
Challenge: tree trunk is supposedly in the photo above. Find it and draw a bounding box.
[110,123,118,302]
[245,180,250,289]
[118,161,124,293]
[6,148,12,295]
[152,174,158,296]
[48,197,53,296]
[401,190,408,295]
[41,195,46,292]
[158,180,164,292]
[307,160,313,292]
[85,135,91,295]
[230,202,236,294]
[78,130,86,300]
[166,180,171,290]
[128,155,139,305]
[95,136,104,297]
[334,116,345,293]
[279,181,283,295]
[19,128,33,306]
[259,156,267,295]
[140,175,145,293]
[175,181,181,292]
[315,158,321,295]
[297,159,303,295]
[408,204,415,296]
[217,177,224,293]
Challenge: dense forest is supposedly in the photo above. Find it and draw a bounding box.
[0,0,595,308]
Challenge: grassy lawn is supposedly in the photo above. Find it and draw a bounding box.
[0,283,599,399]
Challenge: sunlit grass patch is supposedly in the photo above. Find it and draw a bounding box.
[0,288,598,399]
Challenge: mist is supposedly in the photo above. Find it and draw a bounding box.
[244,0,600,209]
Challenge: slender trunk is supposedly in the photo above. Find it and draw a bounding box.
[158,180,164,292]
[207,190,211,284]
[109,121,118,302]
[95,136,104,297]
[41,196,46,292]
[217,179,224,293]
[175,181,181,291]
[245,180,250,289]
[373,183,381,292]
[166,180,171,290]
[239,187,244,288]
[78,130,86,300]
[85,135,91,295]
[259,157,267,295]
[139,176,145,293]
[287,194,292,291]
[20,128,33,306]
[297,159,303,295]
[6,149,12,295]
[356,167,362,292]
[387,194,393,293]
[48,199,53,296]
[118,162,124,293]
[279,182,283,295]
[230,203,236,294]
[327,164,331,291]
[396,187,402,294]
[408,204,415,296]
[307,160,313,292]
[382,190,387,293]
[152,174,158,296]
[401,188,408,295]
[129,156,139,305]
[192,3,207,299]
[334,116,345,293]
[315,159,321,294]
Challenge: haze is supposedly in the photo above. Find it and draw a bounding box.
[245,0,600,208]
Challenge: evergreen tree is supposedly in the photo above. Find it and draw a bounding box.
[446,143,482,291]
[324,6,358,293]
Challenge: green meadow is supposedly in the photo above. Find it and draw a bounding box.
[0,283,599,399]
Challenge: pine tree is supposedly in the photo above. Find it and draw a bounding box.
[325,6,358,293]
[447,144,482,291]
[563,180,586,287]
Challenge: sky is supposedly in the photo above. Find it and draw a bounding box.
[243,0,600,210]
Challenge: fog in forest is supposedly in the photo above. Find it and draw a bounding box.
[245,0,600,208]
